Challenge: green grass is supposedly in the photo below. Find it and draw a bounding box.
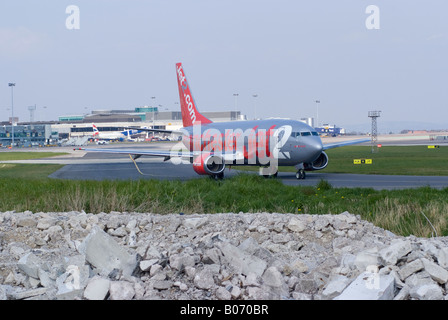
[321,146,448,176]
[0,152,67,178]
[0,164,64,179]
[0,152,68,161]
[236,146,448,176]
[1,147,447,238]
[0,173,447,238]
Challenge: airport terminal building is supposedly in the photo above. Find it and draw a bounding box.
[54,108,243,138]
[1,106,345,147]
[0,124,59,147]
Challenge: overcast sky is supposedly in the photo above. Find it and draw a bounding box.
[1,1,447,132]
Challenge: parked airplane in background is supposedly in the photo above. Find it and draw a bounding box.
[92,124,140,141]
[82,63,369,180]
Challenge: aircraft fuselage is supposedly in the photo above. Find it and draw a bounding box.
[180,118,324,167]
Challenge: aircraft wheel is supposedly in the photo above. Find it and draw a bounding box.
[213,172,224,180]
[295,169,306,180]
[263,172,278,179]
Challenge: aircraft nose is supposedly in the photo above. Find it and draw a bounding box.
[310,139,323,157]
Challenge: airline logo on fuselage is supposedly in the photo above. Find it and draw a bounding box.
[177,65,196,124]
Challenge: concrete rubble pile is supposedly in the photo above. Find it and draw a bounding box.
[1,210,448,300]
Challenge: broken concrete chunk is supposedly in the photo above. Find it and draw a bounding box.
[109,281,135,300]
[286,218,307,233]
[410,283,443,300]
[334,271,395,300]
[78,226,138,277]
[437,247,448,269]
[11,287,49,300]
[17,253,42,279]
[421,258,448,284]
[322,275,352,300]
[16,217,37,228]
[217,241,267,278]
[193,268,215,290]
[183,217,208,229]
[398,259,424,281]
[262,267,284,288]
[83,277,110,300]
[379,240,412,266]
[139,259,158,272]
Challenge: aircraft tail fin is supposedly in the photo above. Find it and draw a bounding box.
[176,63,212,127]
[92,124,99,136]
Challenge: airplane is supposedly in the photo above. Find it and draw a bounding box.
[91,124,141,142]
[81,63,369,180]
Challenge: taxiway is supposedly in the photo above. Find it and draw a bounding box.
[2,138,447,190]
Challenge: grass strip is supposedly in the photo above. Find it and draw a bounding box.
[0,152,68,161]
[0,164,64,179]
[1,173,447,238]
[235,145,448,176]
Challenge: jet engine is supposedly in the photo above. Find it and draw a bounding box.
[192,153,225,176]
[304,151,328,171]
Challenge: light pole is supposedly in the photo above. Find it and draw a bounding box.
[315,100,320,128]
[233,93,239,120]
[252,94,258,120]
[151,96,156,130]
[42,106,47,121]
[8,83,15,147]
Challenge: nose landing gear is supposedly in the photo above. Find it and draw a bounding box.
[294,163,306,180]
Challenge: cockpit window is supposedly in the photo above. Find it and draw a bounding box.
[292,131,318,138]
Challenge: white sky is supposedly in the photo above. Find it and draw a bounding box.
[1,1,447,132]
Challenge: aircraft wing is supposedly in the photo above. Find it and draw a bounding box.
[80,147,246,162]
[323,138,370,150]
[124,127,184,135]
[79,148,192,161]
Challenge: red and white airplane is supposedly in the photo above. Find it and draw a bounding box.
[82,63,369,179]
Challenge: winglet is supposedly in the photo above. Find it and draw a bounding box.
[176,63,212,127]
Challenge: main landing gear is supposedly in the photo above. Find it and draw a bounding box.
[295,169,306,180]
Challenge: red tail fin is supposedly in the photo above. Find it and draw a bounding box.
[92,124,99,136]
[176,63,212,127]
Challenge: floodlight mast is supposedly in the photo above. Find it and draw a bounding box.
[368,110,381,153]
[8,83,16,148]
